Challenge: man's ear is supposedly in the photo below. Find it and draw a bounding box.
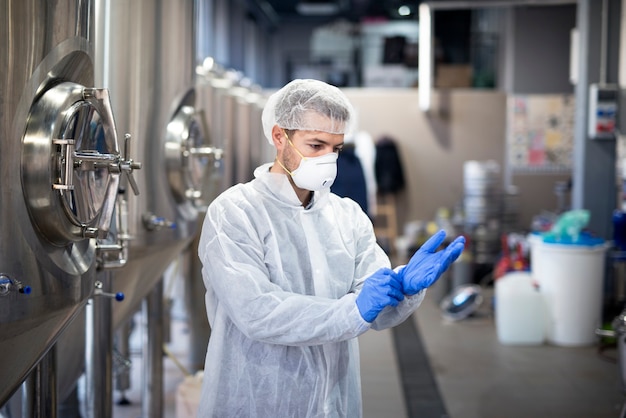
[271,125,285,149]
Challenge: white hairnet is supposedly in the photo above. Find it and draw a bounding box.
[262,79,356,145]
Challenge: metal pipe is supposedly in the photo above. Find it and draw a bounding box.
[620,0,626,87]
[114,319,132,402]
[84,272,114,418]
[142,280,165,418]
[599,0,609,85]
[22,346,57,418]
[185,238,211,372]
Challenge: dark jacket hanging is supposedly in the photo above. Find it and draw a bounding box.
[375,136,405,194]
[331,145,369,215]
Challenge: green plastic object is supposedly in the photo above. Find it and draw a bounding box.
[542,210,590,244]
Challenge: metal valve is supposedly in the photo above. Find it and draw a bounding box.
[93,280,124,302]
[71,134,142,195]
[0,274,32,296]
[142,213,177,231]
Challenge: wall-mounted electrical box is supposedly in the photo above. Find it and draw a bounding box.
[588,83,619,139]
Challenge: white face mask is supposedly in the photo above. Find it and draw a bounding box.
[278,136,338,191]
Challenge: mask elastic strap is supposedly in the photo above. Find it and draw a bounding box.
[274,157,293,176]
[284,130,306,160]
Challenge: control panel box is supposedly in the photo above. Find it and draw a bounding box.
[588,83,618,139]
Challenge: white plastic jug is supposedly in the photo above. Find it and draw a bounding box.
[495,271,545,345]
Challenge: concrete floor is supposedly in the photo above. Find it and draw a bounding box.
[112,289,626,418]
[414,290,625,418]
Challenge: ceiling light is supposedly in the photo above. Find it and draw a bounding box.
[398,5,411,16]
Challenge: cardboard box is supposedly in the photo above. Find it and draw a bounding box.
[435,64,473,88]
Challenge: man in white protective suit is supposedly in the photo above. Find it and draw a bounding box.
[196,78,465,417]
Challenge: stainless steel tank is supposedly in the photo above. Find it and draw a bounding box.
[196,64,270,190]
[231,80,268,184]
[96,0,216,331]
[0,0,132,407]
[186,61,271,371]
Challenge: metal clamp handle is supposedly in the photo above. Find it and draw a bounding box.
[188,146,224,160]
[52,139,76,190]
[96,183,132,269]
[121,133,142,196]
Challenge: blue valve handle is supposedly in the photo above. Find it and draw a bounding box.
[156,217,177,230]
[94,280,124,301]
[97,290,125,302]
[0,276,31,295]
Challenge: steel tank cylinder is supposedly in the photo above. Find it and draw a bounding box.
[196,66,256,192]
[194,61,228,204]
[96,0,215,330]
[0,0,127,406]
[229,80,269,184]
[246,85,272,171]
[228,82,255,185]
[188,65,269,371]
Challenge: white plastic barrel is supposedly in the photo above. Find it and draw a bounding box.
[176,372,203,418]
[530,238,607,346]
[495,271,545,345]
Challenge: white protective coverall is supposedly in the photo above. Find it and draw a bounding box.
[197,162,425,417]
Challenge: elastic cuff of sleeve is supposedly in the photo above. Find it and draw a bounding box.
[393,264,406,274]
[352,304,373,332]
[405,289,426,305]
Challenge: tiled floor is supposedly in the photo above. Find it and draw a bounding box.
[111,285,626,418]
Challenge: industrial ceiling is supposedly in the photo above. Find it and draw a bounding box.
[251,0,422,25]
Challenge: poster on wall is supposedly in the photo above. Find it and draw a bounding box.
[507,94,575,173]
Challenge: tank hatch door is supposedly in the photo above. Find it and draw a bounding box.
[22,81,137,247]
[164,104,223,217]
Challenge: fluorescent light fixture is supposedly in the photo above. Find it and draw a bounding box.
[569,28,578,85]
[418,3,432,111]
[296,1,340,15]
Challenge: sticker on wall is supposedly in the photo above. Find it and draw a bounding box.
[507,94,575,173]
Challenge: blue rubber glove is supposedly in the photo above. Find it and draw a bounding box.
[356,267,405,322]
[401,230,466,295]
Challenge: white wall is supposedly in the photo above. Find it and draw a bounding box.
[343,88,560,230]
